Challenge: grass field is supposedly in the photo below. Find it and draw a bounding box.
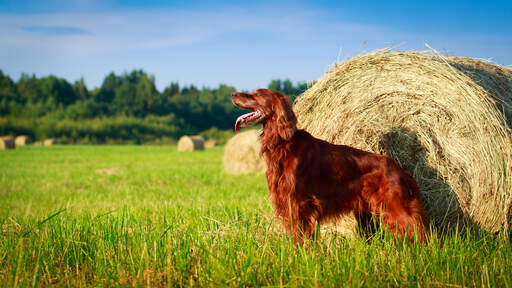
[1,145,511,287]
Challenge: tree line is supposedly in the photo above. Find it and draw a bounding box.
[0,69,308,144]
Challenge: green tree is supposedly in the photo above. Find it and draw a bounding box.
[113,81,138,116]
[268,79,282,92]
[16,74,39,103]
[267,78,308,103]
[38,75,77,106]
[95,72,119,104]
[282,79,293,95]
[0,70,18,115]
[74,78,89,101]
[135,73,160,115]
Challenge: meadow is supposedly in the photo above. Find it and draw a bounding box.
[0,145,511,287]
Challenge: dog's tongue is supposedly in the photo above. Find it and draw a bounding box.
[235,111,259,131]
[235,118,242,131]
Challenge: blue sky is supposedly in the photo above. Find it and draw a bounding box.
[1,0,511,91]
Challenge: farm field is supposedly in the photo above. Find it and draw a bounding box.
[0,145,511,287]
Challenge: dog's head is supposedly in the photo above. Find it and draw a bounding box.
[231,88,297,140]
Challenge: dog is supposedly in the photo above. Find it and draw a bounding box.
[232,89,428,243]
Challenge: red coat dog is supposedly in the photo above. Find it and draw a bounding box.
[232,89,427,243]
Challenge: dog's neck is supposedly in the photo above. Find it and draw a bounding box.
[260,121,297,156]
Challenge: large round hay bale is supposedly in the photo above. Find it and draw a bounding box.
[223,129,266,175]
[43,138,55,146]
[0,136,15,150]
[177,135,204,151]
[294,51,512,232]
[15,135,32,146]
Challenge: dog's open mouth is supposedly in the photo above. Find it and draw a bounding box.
[235,110,262,131]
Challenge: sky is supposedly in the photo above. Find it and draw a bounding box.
[0,0,511,91]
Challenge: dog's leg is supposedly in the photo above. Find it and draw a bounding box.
[280,196,302,245]
[298,200,321,242]
[281,201,320,245]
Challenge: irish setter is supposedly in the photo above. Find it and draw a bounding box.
[232,89,428,243]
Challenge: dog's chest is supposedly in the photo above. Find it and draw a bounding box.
[265,151,299,215]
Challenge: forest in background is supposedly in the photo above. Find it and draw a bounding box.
[0,70,307,144]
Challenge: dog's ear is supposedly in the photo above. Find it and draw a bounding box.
[275,96,297,140]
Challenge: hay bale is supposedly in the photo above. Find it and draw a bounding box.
[177,135,204,151]
[15,135,32,146]
[43,138,55,146]
[0,136,15,150]
[33,141,43,146]
[204,140,218,148]
[294,51,512,232]
[223,130,266,175]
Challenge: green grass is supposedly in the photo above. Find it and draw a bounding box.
[1,145,511,287]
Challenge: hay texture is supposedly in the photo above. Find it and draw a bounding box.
[294,51,512,232]
[177,135,204,152]
[0,136,15,150]
[15,135,32,146]
[204,140,218,148]
[223,130,266,175]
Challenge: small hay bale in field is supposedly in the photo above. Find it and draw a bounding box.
[43,138,55,146]
[294,51,512,233]
[0,136,15,150]
[177,135,204,151]
[33,141,43,146]
[15,135,32,146]
[223,129,266,175]
[204,140,218,148]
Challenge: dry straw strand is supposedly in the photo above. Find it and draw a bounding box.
[294,51,512,232]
